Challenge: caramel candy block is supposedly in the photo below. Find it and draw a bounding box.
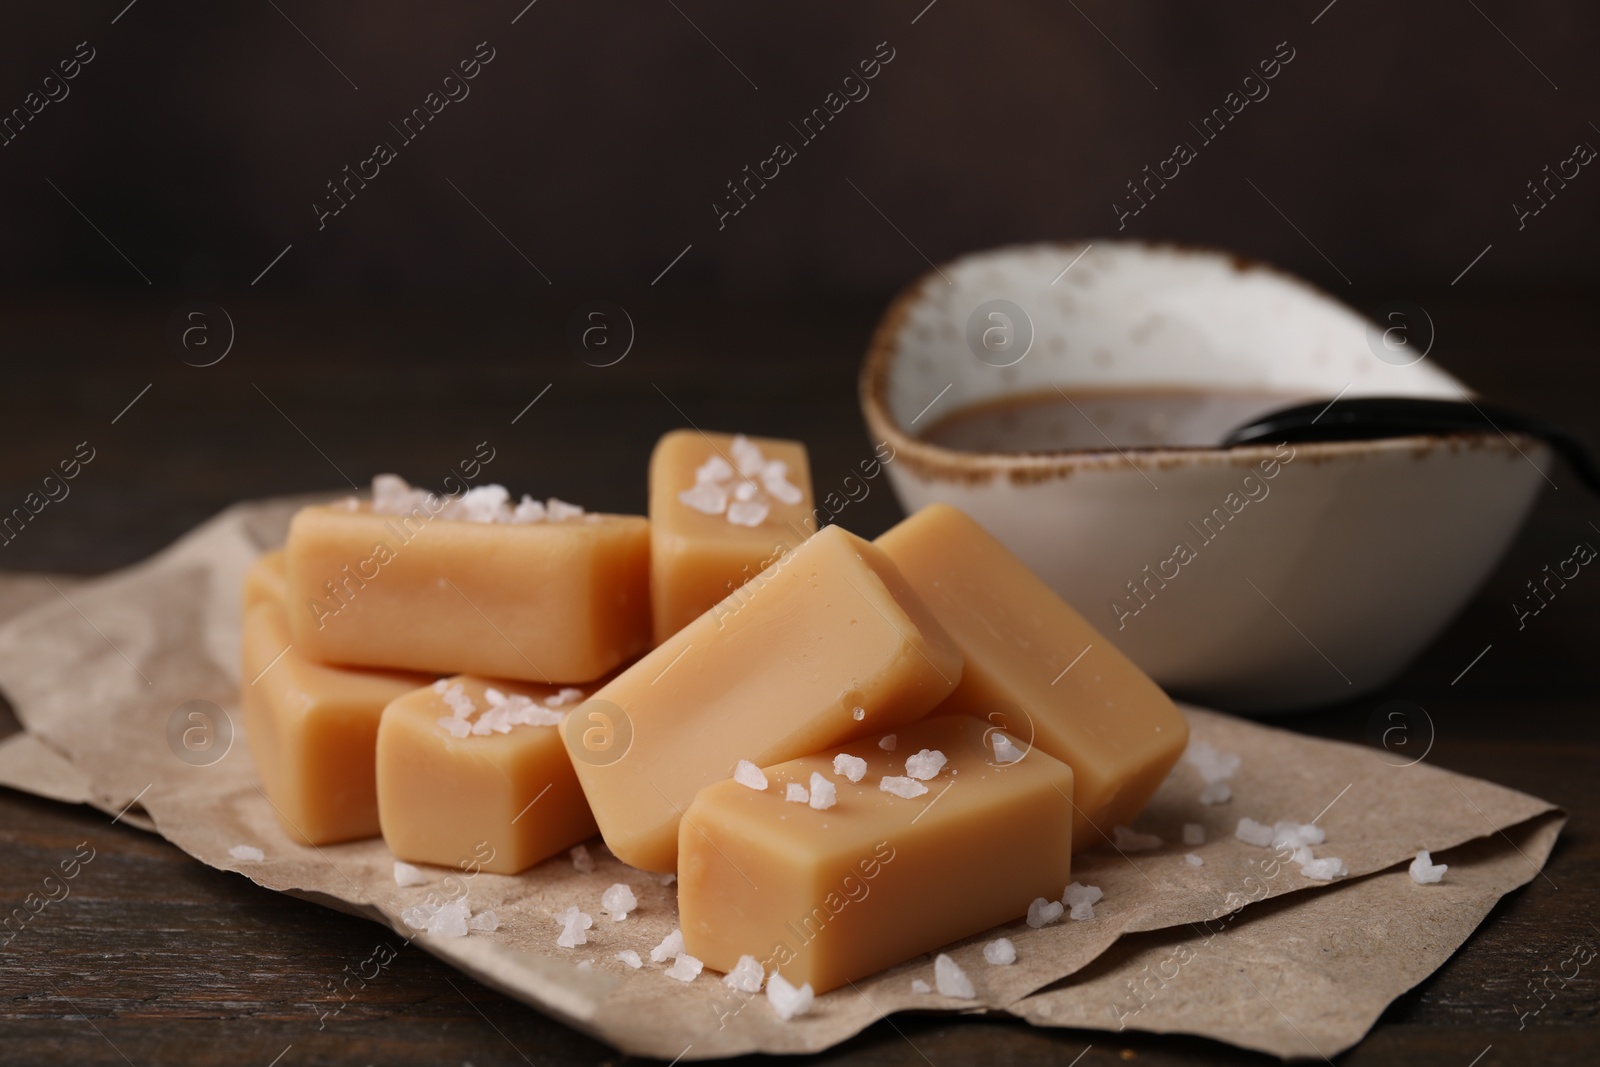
[284,497,650,683]
[241,602,432,845]
[243,549,287,610]
[679,716,1073,994]
[376,675,598,875]
[566,524,962,872]
[877,504,1188,850]
[648,430,814,643]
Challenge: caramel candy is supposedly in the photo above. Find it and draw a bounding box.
[285,503,650,683]
[876,504,1188,849]
[240,602,432,845]
[376,675,598,875]
[679,716,1073,994]
[566,524,963,872]
[242,548,287,609]
[648,430,814,643]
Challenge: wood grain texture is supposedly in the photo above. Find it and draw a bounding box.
[1,293,1596,1064]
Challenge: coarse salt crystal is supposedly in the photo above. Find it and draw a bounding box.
[726,501,770,527]
[1235,818,1275,847]
[428,898,471,938]
[808,772,837,811]
[934,953,975,998]
[733,481,759,503]
[1026,897,1064,928]
[766,972,815,1020]
[658,872,677,886]
[431,678,450,693]
[1184,853,1204,867]
[878,734,897,752]
[1062,881,1103,922]
[833,754,867,783]
[991,733,1025,764]
[1184,739,1241,783]
[546,498,585,521]
[851,706,866,721]
[1410,850,1448,884]
[576,959,594,972]
[544,687,585,708]
[615,950,643,969]
[679,482,728,515]
[1182,823,1206,846]
[469,910,499,932]
[1113,826,1162,852]
[650,928,684,963]
[601,883,637,921]
[437,716,472,738]
[513,495,547,523]
[393,861,428,887]
[911,979,932,994]
[555,906,594,948]
[725,955,764,993]
[229,845,264,863]
[733,760,768,791]
[665,954,704,982]
[696,455,734,483]
[904,749,948,781]
[1199,782,1232,805]
[879,775,928,799]
[785,782,810,804]
[1298,855,1347,881]
[983,938,1017,965]
[570,844,596,873]
[1272,820,1325,850]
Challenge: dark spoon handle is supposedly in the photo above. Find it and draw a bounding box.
[1222,396,1600,495]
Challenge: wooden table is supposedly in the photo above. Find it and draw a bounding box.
[2,293,1595,1065]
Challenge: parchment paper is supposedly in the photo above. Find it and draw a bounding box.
[0,498,1563,1060]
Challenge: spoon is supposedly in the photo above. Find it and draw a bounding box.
[1221,396,1600,495]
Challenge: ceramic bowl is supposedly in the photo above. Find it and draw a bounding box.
[859,242,1548,711]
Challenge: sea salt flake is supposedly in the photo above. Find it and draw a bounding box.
[733,760,768,791]
[1113,825,1162,852]
[1184,739,1241,783]
[766,972,814,1020]
[733,480,759,503]
[1182,823,1206,846]
[544,687,585,708]
[878,734,898,752]
[725,955,764,993]
[934,953,975,998]
[1235,817,1275,847]
[1184,853,1204,867]
[229,845,264,863]
[904,748,948,781]
[428,898,471,937]
[730,435,766,476]
[469,910,499,932]
[512,495,547,523]
[601,883,637,921]
[726,501,770,527]
[785,783,810,804]
[650,928,684,963]
[1063,882,1103,910]
[808,772,837,811]
[1410,849,1448,884]
[1272,820,1325,850]
[545,497,585,521]
[1199,782,1232,805]
[1298,855,1347,881]
[851,706,866,721]
[576,959,594,972]
[679,482,728,515]
[983,938,1017,965]
[657,872,677,886]
[615,950,643,969]
[879,775,928,799]
[570,844,596,873]
[991,733,1025,764]
[665,954,703,982]
[833,754,867,782]
[1026,897,1064,928]
[763,470,803,505]
[393,861,428,887]
[696,456,734,483]
[911,979,932,994]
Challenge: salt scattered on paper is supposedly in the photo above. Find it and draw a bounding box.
[911,979,932,994]
[766,972,815,1020]
[1026,897,1064,928]
[570,844,596,873]
[665,954,704,983]
[228,844,264,863]
[983,938,1017,965]
[934,953,975,998]
[724,955,764,993]
[833,754,867,783]
[1185,738,1241,783]
[1272,820,1326,850]
[1184,853,1204,867]
[392,860,428,887]
[601,883,637,921]
[1236,817,1275,847]
[1113,825,1162,851]
[1199,782,1232,805]
[615,950,643,969]
[808,772,837,811]
[650,928,685,963]
[1182,822,1206,846]
[555,906,594,948]
[1410,849,1449,884]
[734,760,768,791]
[879,775,928,799]
[469,910,499,932]
[404,897,472,938]
[1063,882,1103,921]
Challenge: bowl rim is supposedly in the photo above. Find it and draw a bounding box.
[859,240,1530,482]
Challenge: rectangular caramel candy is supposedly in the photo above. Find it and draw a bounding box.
[679,715,1073,993]
[566,524,963,872]
[648,430,814,643]
[285,503,650,682]
[243,548,287,610]
[241,602,433,845]
[376,675,598,875]
[876,504,1188,849]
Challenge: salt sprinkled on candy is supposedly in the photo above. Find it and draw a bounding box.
[733,760,769,791]
[469,910,499,932]
[1063,882,1103,921]
[513,495,547,523]
[616,950,643,969]
[991,733,1025,764]
[904,749,948,781]
[730,435,765,476]
[833,754,867,783]
[1184,853,1204,867]
[934,954,975,998]
[393,861,428,887]
[766,972,815,1020]
[570,844,596,873]
[879,775,928,799]
[696,455,734,483]
[229,845,264,863]
[1199,782,1232,805]
[1113,825,1162,852]
[431,678,450,693]
[544,687,585,708]
[1410,849,1448,884]
[726,501,770,527]
[983,938,1018,965]
[546,498,585,521]
[1235,818,1275,847]
[852,706,866,721]
[878,734,897,752]
[808,772,837,811]
[665,954,704,982]
[1026,897,1064,928]
[785,782,810,804]
[679,482,728,516]
[650,928,685,963]
[733,481,759,503]
[1182,823,1206,846]
[911,979,932,994]
[601,883,637,921]
[724,955,764,993]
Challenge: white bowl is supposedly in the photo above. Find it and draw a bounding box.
[860,242,1548,712]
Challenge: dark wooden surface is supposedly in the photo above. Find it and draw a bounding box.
[1,293,1596,1065]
